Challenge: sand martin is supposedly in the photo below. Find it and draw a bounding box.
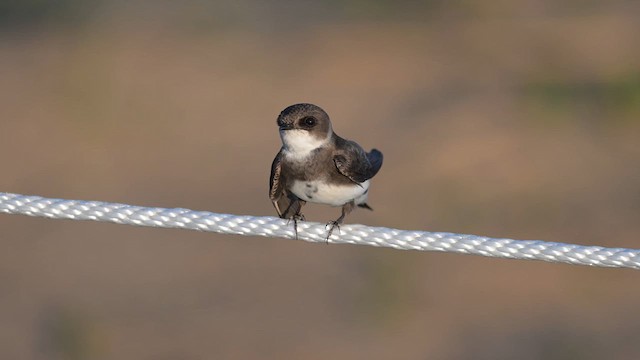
[269,103,383,239]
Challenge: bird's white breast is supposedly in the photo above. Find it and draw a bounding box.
[290,179,370,207]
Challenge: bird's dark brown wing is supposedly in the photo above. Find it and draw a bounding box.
[269,150,283,201]
[270,149,307,219]
[269,150,287,217]
[333,141,383,184]
[366,149,383,178]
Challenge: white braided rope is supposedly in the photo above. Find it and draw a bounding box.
[1,192,638,269]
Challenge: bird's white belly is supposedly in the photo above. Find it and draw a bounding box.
[290,180,370,207]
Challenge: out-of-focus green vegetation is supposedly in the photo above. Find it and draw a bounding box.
[1,0,635,29]
[525,73,640,124]
[0,0,95,28]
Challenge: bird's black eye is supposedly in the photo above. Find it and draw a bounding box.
[300,116,317,127]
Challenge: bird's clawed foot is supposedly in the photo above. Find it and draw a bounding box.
[325,220,342,243]
[287,214,306,239]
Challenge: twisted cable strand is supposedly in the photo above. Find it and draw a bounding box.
[1,192,638,269]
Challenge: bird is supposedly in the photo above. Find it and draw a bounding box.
[269,103,383,240]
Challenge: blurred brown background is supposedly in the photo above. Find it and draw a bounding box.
[1,1,640,359]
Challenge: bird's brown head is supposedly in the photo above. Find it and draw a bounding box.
[276,103,333,154]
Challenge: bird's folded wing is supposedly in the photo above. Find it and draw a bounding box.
[270,149,308,219]
[269,150,286,217]
[334,146,383,184]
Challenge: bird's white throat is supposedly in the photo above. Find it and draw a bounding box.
[280,129,330,159]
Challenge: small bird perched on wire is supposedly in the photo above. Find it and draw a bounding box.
[269,103,383,239]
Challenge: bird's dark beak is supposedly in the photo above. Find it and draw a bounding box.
[278,123,293,131]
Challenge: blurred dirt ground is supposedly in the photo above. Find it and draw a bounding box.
[1,2,640,359]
